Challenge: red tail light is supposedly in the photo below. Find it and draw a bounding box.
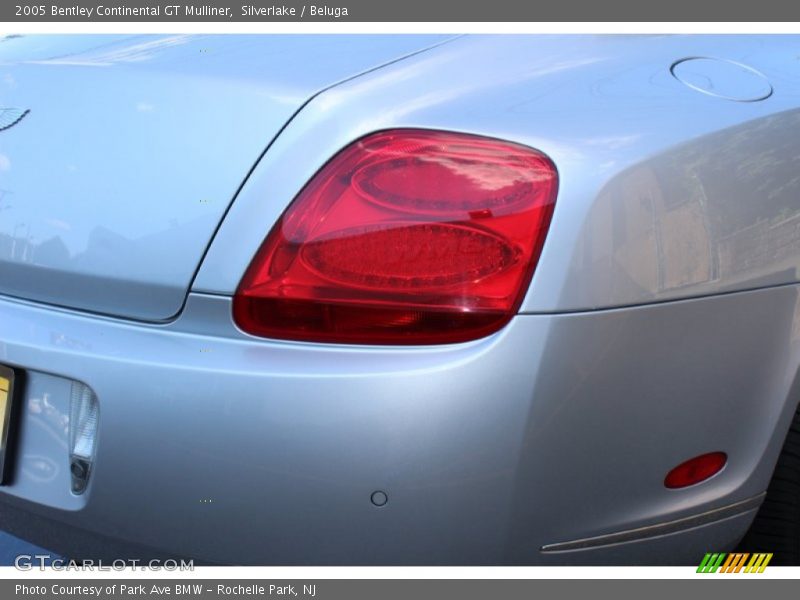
[233,129,558,344]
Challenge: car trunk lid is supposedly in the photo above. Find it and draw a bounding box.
[0,34,449,320]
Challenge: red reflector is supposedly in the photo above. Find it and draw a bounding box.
[233,129,558,344]
[664,452,727,489]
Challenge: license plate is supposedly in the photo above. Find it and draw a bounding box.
[0,365,18,484]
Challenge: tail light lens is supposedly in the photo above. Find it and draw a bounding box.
[233,129,558,344]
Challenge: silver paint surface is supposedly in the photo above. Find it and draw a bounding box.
[0,34,450,320]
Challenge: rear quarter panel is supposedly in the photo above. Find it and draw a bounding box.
[193,34,800,314]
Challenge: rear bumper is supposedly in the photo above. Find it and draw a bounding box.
[0,492,762,566]
[0,285,798,565]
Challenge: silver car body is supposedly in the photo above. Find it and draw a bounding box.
[1,34,799,564]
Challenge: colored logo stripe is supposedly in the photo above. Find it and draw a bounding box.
[745,553,773,573]
[721,553,749,573]
[697,552,773,573]
[697,553,726,573]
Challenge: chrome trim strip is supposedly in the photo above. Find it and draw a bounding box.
[541,493,765,553]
